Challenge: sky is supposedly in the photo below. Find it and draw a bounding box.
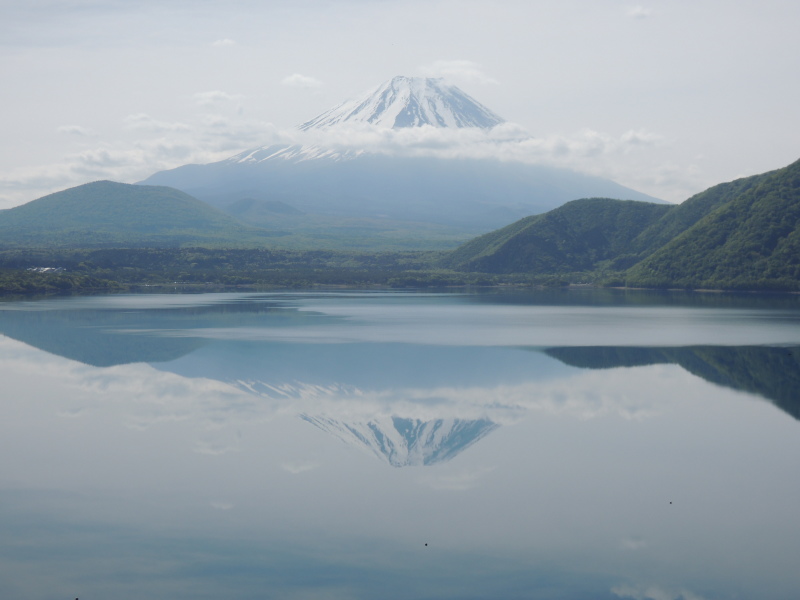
[0,0,798,208]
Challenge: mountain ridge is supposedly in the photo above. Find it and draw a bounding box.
[443,157,800,290]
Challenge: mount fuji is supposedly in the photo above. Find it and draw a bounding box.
[298,75,504,130]
[140,76,661,245]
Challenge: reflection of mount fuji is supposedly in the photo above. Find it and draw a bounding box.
[3,296,800,469]
[545,346,800,420]
[301,415,498,467]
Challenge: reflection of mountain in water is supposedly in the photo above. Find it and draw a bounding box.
[3,294,799,468]
[545,346,800,420]
[0,296,306,367]
[301,415,499,467]
[0,305,204,366]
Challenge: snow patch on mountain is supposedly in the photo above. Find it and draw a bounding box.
[299,76,504,131]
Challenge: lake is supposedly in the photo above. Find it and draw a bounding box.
[1,288,799,600]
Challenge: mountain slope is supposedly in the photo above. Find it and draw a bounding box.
[0,181,274,248]
[442,197,671,273]
[628,168,776,257]
[626,159,800,288]
[144,153,661,232]
[140,75,661,238]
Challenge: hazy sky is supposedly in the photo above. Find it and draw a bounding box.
[1,0,798,208]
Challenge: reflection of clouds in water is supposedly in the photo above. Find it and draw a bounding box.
[194,440,241,456]
[418,466,495,491]
[0,335,693,469]
[237,366,676,425]
[612,584,709,600]
[280,461,320,474]
[620,537,648,551]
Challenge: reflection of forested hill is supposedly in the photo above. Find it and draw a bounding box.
[0,308,205,366]
[0,297,304,367]
[545,346,800,420]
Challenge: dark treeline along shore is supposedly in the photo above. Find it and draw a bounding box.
[0,158,798,294]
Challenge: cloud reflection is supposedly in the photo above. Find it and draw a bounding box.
[612,584,708,600]
[0,334,693,469]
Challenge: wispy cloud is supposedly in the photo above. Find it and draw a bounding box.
[281,73,323,89]
[123,113,190,133]
[212,38,236,47]
[57,124,94,137]
[419,60,499,85]
[194,440,241,456]
[627,6,653,19]
[280,460,320,474]
[193,90,245,106]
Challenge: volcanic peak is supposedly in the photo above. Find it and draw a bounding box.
[298,75,505,131]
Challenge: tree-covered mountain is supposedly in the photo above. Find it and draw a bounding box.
[0,181,278,248]
[626,159,800,289]
[442,197,671,273]
[443,158,800,290]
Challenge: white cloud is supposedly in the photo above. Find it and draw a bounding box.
[419,60,499,85]
[211,38,236,47]
[621,129,663,146]
[193,90,245,106]
[627,6,653,19]
[282,121,663,172]
[0,107,284,207]
[57,124,93,136]
[281,73,323,89]
[123,113,190,133]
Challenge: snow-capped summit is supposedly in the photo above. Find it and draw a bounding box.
[299,75,504,130]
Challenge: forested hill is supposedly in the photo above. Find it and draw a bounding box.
[443,158,800,291]
[441,198,671,274]
[0,181,277,248]
[626,159,800,288]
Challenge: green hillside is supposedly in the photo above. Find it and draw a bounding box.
[442,198,671,273]
[628,169,773,257]
[0,181,277,248]
[442,158,800,291]
[626,159,800,289]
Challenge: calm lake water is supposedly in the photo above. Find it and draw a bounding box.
[1,288,800,600]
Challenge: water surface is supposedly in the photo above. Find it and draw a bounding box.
[1,288,799,599]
